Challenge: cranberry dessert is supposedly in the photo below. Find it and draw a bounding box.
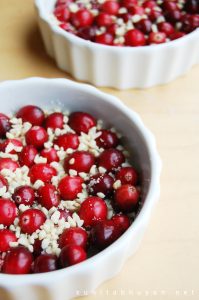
[53,0,199,46]
[0,105,141,274]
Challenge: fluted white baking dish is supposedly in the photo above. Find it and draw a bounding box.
[35,0,199,89]
[0,78,161,300]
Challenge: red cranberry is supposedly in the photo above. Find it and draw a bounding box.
[121,0,138,10]
[78,26,97,40]
[58,209,72,221]
[0,229,17,252]
[136,19,152,34]
[95,13,114,27]
[58,176,83,200]
[78,196,107,227]
[101,1,120,15]
[129,5,145,15]
[165,10,182,23]
[2,246,33,274]
[40,148,59,163]
[143,0,157,9]
[170,31,186,40]
[37,184,60,209]
[45,112,64,129]
[54,133,79,150]
[71,9,94,28]
[0,199,17,226]
[111,214,130,233]
[96,130,118,149]
[13,186,35,206]
[90,219,122,249]
[56,0,72,6]
[119,12,133,22]
[16,105,45,126]
[0,174,8,189]
[107,23,118,35]
[88,173,114,196]
[68,112,96,134]
[98,149,124,171]
[18,145,38,167]
[0,113,11,138]
[125,29,146,46]
[0,139,23,154]
[181,14,199,33]
[163,1,178,11]
[33,254,58,273]
[19,208,46,234]
[0,158,19,171]
[33,239,42,257]
[95,33,114,45]
[157,22,175,36]
[59,227,88,249]
[116,167,138,186]
[60,22,75,33]
[25,126,48,149]
[114,184,139,212]
[148,9,162,22]
[54,6,70,22]
[29,163,57,184]
[64,151,95,173]
[185,0,199,14]
[59,245,87,267]
[148,32,166,44]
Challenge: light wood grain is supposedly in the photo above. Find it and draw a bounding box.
[0,1,199,299]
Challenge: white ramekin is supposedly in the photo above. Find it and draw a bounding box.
[35,0,199,90]
[0,78,161,300]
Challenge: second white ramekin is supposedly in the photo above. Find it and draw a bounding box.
[35,0,199,89]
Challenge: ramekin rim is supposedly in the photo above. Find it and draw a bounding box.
[35,0,199,52]
[0,77,162,285]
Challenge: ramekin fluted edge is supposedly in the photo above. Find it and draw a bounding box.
[0,77,161,300]
[35,0,199,89]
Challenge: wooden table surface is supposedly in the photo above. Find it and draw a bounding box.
[0,1,199,300]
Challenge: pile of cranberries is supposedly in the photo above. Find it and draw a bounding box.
[0,105,141,275]
[53,0,199,46]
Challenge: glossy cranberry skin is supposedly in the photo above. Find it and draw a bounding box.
[13,185,35,206]
[58,209,72,221]
[90,219,122,250]
[112,214,130,233]
[58,176,83,200]
[148,32,166,44]
[101,1,119,15]
[19,208,46,234]
[136,19,152,34]
[71,9,94,28]
[95,33,114,45]
[54,133,79,150]
[29,163,57,184]
[0,229,17,252]
[130,5,145,15]
[45,112,64,129]
[95,13,114,27]
[121,0,138,10]
[78,26,97,41]
[64,151,95,173]
[19,145,38,167]
[60,22,75,33]
[114,184,139,212]
[68,112,96,134]
[182,14,199,33]
[33,254,58,273]
[0,139,23,154]
[185,0,199,14]
[125,29,146,46]
[0,113,11,138]
[0,174,8,189]
[2,246,33,274]
[88,173,114,196]
[165,10,182,23]
[33,239,42,257]
[158,22,175,36]
[16,105,45,126]
[116,167,138,186]
[0,158,19,171]
[37,184,60,209]
[170,31,186,40]
[59,245,87,267]
[143,0,157,9]
[96,130,118,149]
[25,126,48,149]
[163,1,178,11]
[98,149,124,171]
[78,196,107,227]
[0,199,17,226]
[59,227,88,249]
[107,23,118,35]
[148,9,162,22]
[54,6,70,22]
[41,148,59,163]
